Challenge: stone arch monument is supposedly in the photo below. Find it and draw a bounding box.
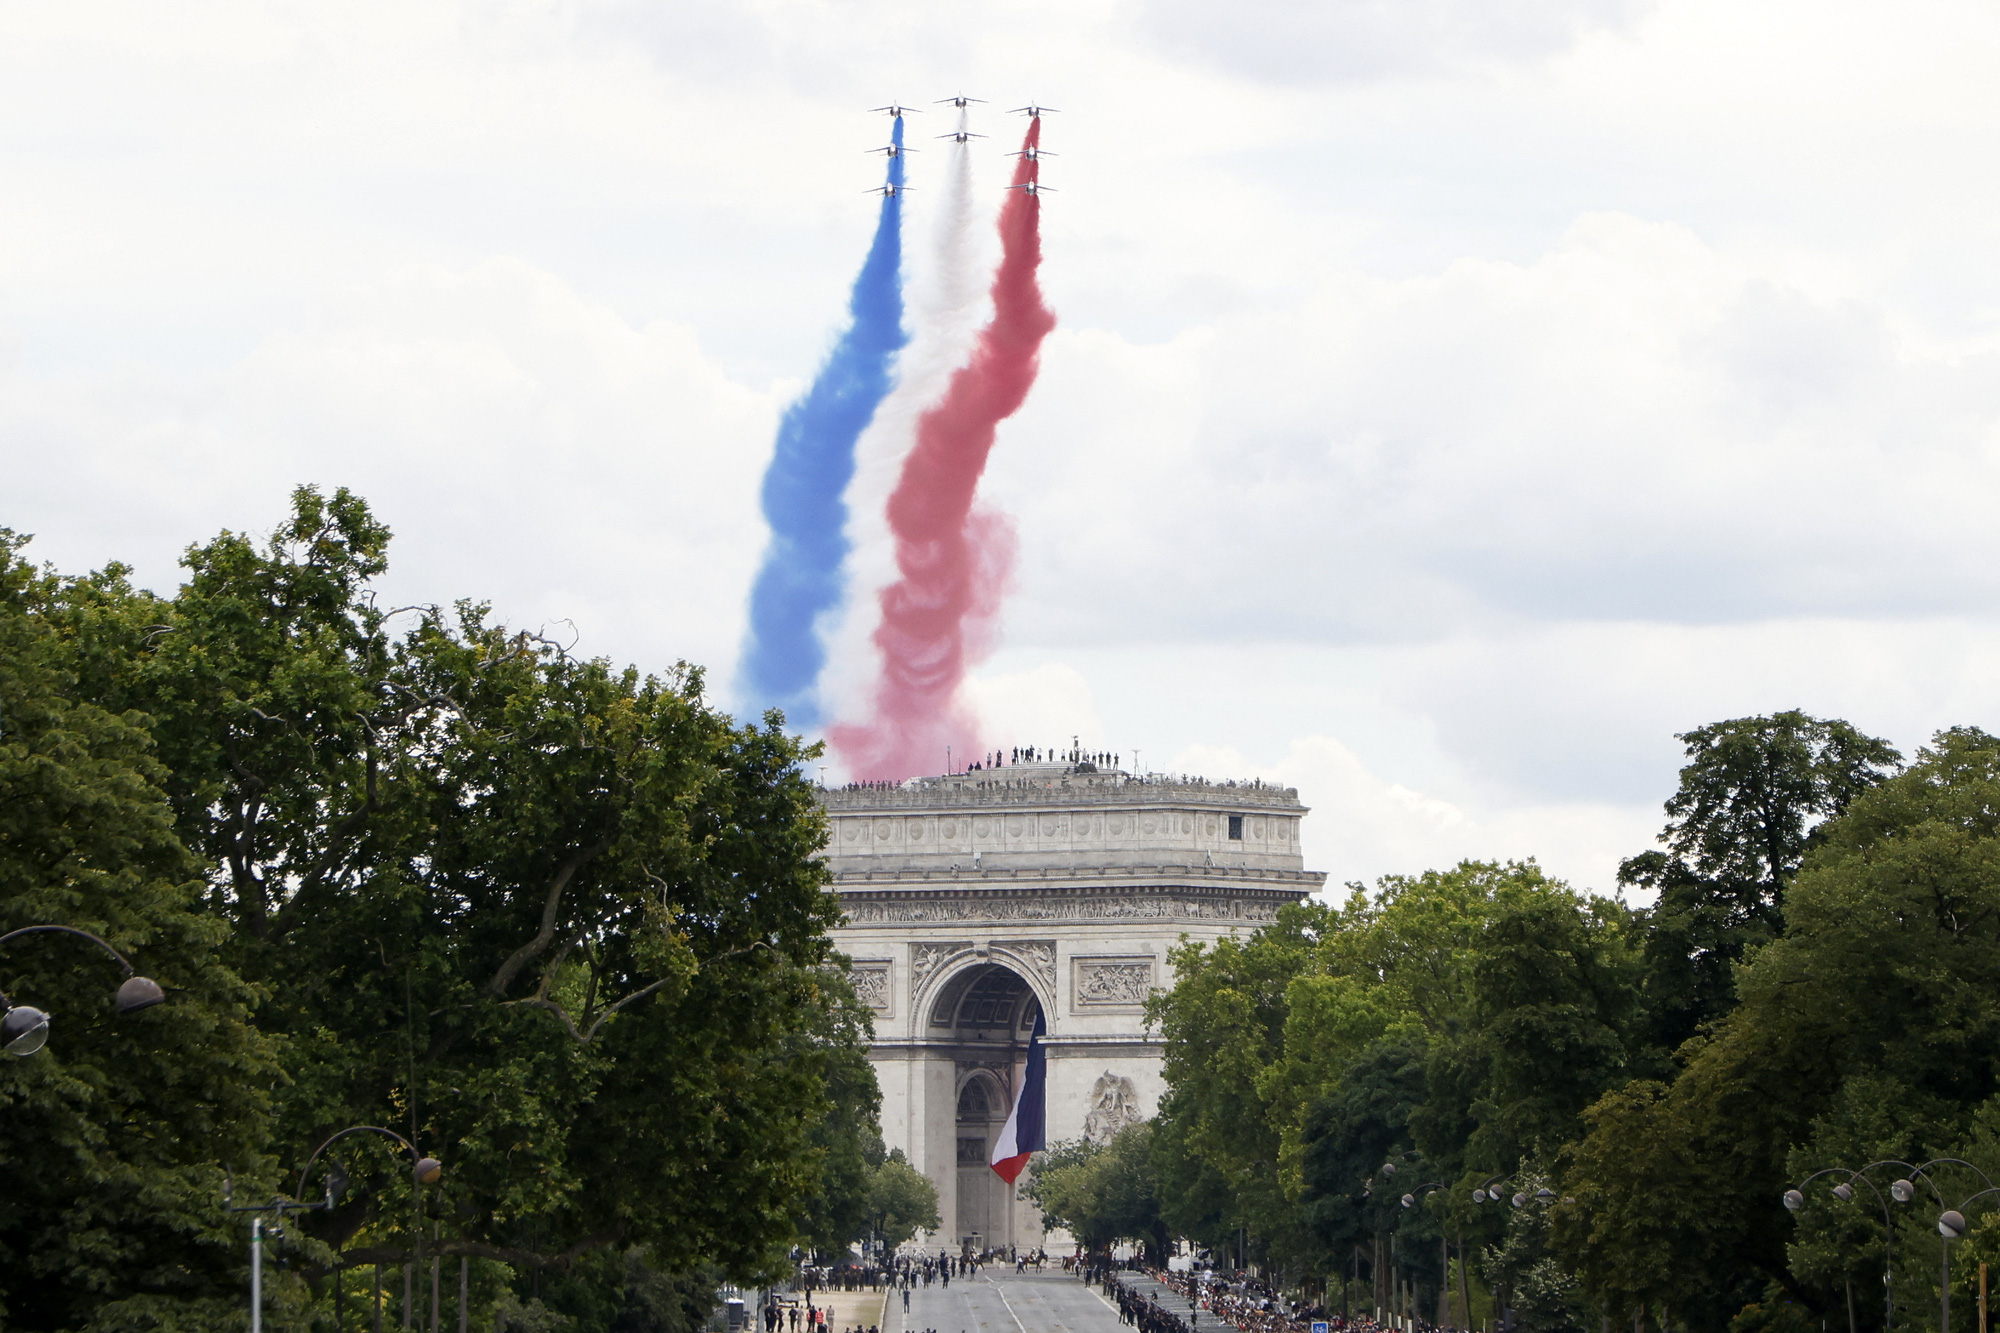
[823,757,1324,1251]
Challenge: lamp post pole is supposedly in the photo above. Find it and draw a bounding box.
[227,1182,335,1333]
[252,1218,263,1333]
[1400,1182,1448,1330]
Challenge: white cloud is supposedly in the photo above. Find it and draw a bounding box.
[1169,736,1655,895]
[4,258,775,677]
[1131,0,1655,85]
[958,662,1109,763]
[6,0,2000,895]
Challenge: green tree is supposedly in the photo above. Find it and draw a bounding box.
[32,488,883,1310]
[0,530,279,1331]
[798,995,887,1256]
[1025,1124,1169,1262]
[865,1150,941,1251]
[1560,728,2000,1332]
[1149,900,1330,1270]
[1476,1170,1589,1333]
[1619,711,1899,1052]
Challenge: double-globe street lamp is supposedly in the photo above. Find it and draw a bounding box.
[232,1126,444,1333]
[1371,1163,1567,1332]
[0,923,166,1054]
[1786,1157,1998,1333]
[1400,1181,1459,1332]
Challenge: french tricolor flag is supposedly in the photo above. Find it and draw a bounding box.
[988,1007,1047,1184]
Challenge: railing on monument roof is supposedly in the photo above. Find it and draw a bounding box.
[818,765,1303,810]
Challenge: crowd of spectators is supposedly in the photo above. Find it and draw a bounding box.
[794,1251,999,1296]
[1079,1261,1410,1333]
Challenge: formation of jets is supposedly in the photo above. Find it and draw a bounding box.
[865,100,1056,198]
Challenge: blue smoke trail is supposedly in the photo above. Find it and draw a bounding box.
[740,116,907,729]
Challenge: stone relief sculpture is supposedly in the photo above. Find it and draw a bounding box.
[993,939,1057,993]
[1074,959,1154,1007]
[1083,1072,1144,1143]
[910,941,973,996]
[850,964,891,1012]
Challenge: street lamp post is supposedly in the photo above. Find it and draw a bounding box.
[295,1127,444,1333]
[1473,1176,1571,1331]
[226,1178,338,1333]
[231,1127,443,1333]
[1401,1183,1450,1331]
[0,924,166,1054]
[1926,1182,2000,1333]
[1787,1158,1999,1333]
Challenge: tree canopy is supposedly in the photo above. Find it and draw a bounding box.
[1140,710,2000,1333]
[1,490,886,1331]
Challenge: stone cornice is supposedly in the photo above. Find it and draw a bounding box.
[833,864,1324,891]
[834,874,1315,927]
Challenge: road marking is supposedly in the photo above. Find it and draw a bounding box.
[984,1275,1031,1333]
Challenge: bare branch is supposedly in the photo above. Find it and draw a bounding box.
[485,838,612,998]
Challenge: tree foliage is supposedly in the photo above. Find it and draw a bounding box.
[1560,726,2000,1330]
[1026,1125,1169,1262]
[0,490,884,1329]
[1618,710,1900,1051]
[0,531,277,1332]
[1144,711,2000,1333]
[865,1150,942,1251]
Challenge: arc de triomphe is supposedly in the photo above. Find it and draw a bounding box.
[822,758,1324,1252]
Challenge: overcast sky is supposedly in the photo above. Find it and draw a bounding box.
[8,0,2000,894]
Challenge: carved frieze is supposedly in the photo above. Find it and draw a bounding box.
[1073,956,1156,1009]
[849,961,892,1014]
[845,894,1282,926]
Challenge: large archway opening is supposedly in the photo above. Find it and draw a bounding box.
[928,963,1041,1249]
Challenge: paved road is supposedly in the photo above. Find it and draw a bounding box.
[886,1269,1127,1333]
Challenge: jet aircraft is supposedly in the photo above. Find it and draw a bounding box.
[867,182,909,197]
[1009,146,1056,162]
[1010,104,1059,117]
[938,130,986,144]
[869,104,921,118]
[1008,181,1055,196]
[936,95,985,108]
[868,143,915,157]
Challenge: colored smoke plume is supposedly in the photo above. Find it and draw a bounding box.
[833,117,1055,779]
[822,109,983,732]
[737,115,907,729]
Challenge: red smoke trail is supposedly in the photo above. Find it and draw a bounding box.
[832,119,1055,780]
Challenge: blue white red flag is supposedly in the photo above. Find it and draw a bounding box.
[989,1007,1046,1184]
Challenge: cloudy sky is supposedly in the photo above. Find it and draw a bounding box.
[8,0,2000,894]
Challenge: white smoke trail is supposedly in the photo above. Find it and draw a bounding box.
[820,106,991,757]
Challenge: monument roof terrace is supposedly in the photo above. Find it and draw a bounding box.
[817,762,1314,875]
[820,763,1303,812]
